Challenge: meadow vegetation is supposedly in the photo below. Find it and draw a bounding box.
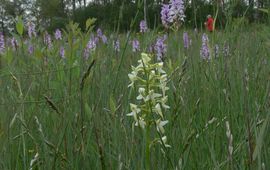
[0,1,270,170]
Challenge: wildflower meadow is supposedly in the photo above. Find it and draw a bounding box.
[0,0,270,169]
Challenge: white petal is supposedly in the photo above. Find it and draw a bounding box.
[141,53,151,64]
[136,94,144,100]
[126,112,134,116]
[160,120,169,127]
[139,119,146,129]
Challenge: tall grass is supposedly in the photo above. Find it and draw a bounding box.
[0,22,270,169]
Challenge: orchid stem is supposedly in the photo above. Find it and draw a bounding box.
[145,125,151,170]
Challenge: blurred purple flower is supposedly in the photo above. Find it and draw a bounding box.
[96,28,108,44]
[44,32,52,49]
[84,38,96,60]
[28,44,34,54]
[214,44,219,58]
[113,39,120,52]
[183,32,189,49]
[169,0,185,23]
[161,4,170,28]
[0,32,5,53]
[28,22,37,38]
[60,46,65,58]
[202,33,208,43]
[87,38,97,51]
[200,33,210,60]
[139,20,148,33]
[101,35,108,44]
[132,39,140,52]
[54,29,62,40]
[155,35,167,61]
[161,0,185,28]
[223,43,230,57]
[97,28,103,37]
[11,37,18,50]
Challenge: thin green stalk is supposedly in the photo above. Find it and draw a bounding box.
[19,88,26,170]
[145,126,151,170]
[113,0,144,94]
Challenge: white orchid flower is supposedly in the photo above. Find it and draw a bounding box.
[156,119,169,134]
[145,90,162,102]
[135,118,146,129]
[161,96,170,109]
[160,136,171,148]
[128,71,138,87]
[136,87,146,100]
[156,62,166,74]
[141,53,151,64]
[127,104,141,122]
[154,103,163,118]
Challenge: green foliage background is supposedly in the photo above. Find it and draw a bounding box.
[0,19,270,169]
